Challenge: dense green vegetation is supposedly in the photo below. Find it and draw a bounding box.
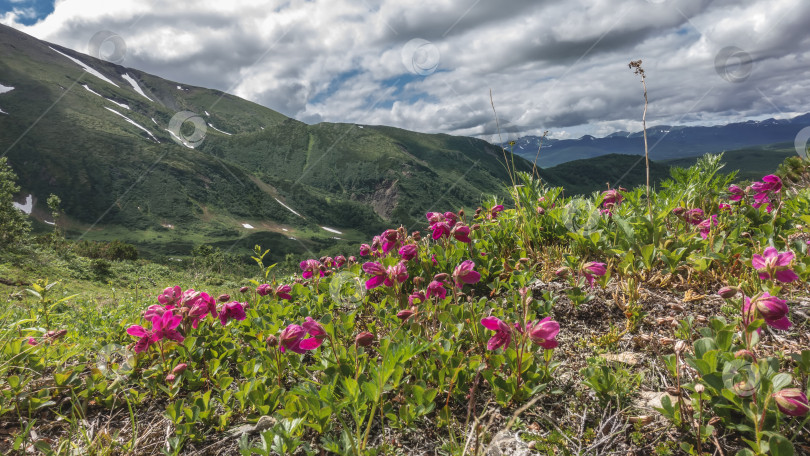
[1,153,808,455]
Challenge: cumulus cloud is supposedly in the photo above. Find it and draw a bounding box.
[2,0,809,139]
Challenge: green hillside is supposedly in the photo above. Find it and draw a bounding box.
[0,24,532,263]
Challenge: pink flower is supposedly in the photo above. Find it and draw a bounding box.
[218,302,246,325]
[581,262,606,288]
[431,254,438,266]
[751,247,799,283]
[300,317,327,350]
[380,229,400,254]
[362,262,387,289]
[256,284,272,296]
[384,262,409,286]
[451,224,472,243]
[773,389,809,417]
[172,363,188,375]
[601,189,623,215]
[399,244,418,261]
[127,324,156,353]
[152,310,185,344]
[188,292,217,328]
[143,304,168,321]
[279,324,307,354]
[27,337,38,346]
[453,260,481,288]
[488,205,504,220]
[481,316,511,350]
[355,331,374,347]
[430,221,451,240]
[526,317,559,349]
[300,259,323,279]
[698,214,718,239]
[335,255,346,268]
[728,185,745,202]
[752,174,782,194]
[408,290,426,306]
[426,280,447,299]
[719,203,731,211]
[158,286,182,306]
[359,244,372,257]
[746,293,792,330]
[275,284,293,301]
[682,208,705,225]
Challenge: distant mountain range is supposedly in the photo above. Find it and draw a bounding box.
[0,23,802,261]
[507,114,810,167]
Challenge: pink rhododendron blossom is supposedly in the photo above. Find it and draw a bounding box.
[158,286,182,306]
[359,244,372,257]
[399,244,418,261]
[719,203,731,211]
[426,280,447,299]
[27,337,38,346]
[453,260,481,288]
[219,302,246,325]
[728,185,745,202]
[152,310,185,344]
[481,316,511,350]
[385,262,409,287]
[487,205,504,220]
[581,262,606,288]
[362,262,387,289]
[275,285,293,301]
[698,215,718,239]
[299,259,323,279]
[431,254,438,266]
[143,304,168,321]
[408,290,426,306]
[279,324,307,354]
[256,284,272,296]
[751,247,799,283]
[335,255,346,268]
[600,189,622,215]
[682,208,705,225]
[300,317,327,350]
[380,229,400,254]
[189,292,218,328]
[745,294,792,330]
[526,317,560,349]
[127,324,156,353]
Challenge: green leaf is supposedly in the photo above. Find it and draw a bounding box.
[769,434,794,456]
[771,373,792,392]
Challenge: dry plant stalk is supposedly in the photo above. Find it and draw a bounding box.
[629,60,654,232]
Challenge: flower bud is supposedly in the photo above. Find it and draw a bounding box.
[413,276,425,287]
[172,363,188,375]
[45,329,68,340]
[434,273,449,281]
[536,206,545,215]
[674,340,688,354]
[717,286,738,299]
[355,331,374,347]
[555,267,570,278]
[218,294,231,302]
[694,384,705,394]
[773,389,810,416]
[165,374,176,383]
[458,209,465,217]
[472,223,481,231]
[411,231,422,241]
[239,286,249,293]
[27,337,38,346]
[734,349,756,362]
[266,334,278,348]
[396,309,415,321]
[519,257,530,264]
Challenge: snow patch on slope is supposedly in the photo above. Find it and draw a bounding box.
[104,107,159,143]
[321,226,343,234]
[208,122,232,136]
[165,129,195,149]
[274,198,303,217]
[13,194,33,214]
[83,84,130,109]
[0,83,13,94]
[122,73,152,101]
[48,47,119,87]
[242,223,254,229]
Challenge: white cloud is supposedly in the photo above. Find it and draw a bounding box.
[2,0,809,138]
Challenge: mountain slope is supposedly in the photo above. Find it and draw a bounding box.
[0,24,532,261]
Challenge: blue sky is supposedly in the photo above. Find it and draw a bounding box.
[2,0,809,140]
[0,0,52,25]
